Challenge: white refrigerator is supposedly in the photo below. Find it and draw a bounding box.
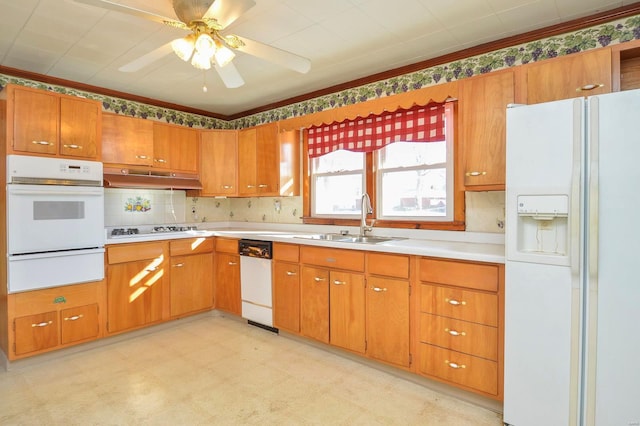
[504,90,640,425]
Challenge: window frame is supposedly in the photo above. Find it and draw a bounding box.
[302,101,464,231]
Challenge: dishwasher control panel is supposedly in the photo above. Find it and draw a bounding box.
[238,239,273,259]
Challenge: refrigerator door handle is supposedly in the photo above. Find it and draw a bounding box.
[570,99,583,280]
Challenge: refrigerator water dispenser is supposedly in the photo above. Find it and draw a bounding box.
[515,194,569,262]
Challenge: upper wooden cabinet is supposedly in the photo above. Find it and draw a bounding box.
[153,122,199,173]
[102,113,154,166]
[102,114,198,174]
[198,130,238,196]
[525,49,612,104]
[460,69,514,189]
[238,122,280,196]
[1,84,101,159]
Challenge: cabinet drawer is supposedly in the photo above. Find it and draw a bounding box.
[367,252,409,278]
[420,284,498,326]
[419,258,498,292]
[108,242,166,264]
[170,238,214,256]
[273,242,299,262]
[300,246,364,271]
[418,343,498,396]
[14,311,59,355]
[61,304,99,344]
[11,281,102,316]
[215,237,238,254]
[419,313,498,361]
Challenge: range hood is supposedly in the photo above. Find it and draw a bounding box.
[104,167,202,190]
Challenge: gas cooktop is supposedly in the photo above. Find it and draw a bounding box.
[109,225,198,238]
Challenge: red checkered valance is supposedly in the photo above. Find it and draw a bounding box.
[307,103,446,158]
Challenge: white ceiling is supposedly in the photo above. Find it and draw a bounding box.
[0,0,633,116]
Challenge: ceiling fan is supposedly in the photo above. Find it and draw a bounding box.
[74,0,311,88]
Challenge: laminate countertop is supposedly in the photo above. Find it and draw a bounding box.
[105,222,505,264]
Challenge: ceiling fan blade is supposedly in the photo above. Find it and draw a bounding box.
[73,0,184,27]
[118,42,174,72]
[204,0,256,29]
[215,62,245,88]
[236,37,311,74]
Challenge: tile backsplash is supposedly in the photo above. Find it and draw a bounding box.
[105,189,505,233]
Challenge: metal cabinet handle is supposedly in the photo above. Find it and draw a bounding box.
[576,83,604,92]
[64,314,84,321]
[445,360,466,369]
[146,266,158,272]
[286,271,297,276]
[228,261,237,266]
[32,321,53,328]
[222,185,233,189]
[136,155,149,159]
[314,277,326,282]
[333,280,346,285]
[465,171,487,177]
[154,158,167,163]
[32,140,53,146]
[371,286,387,292]
[63,144,82,149]
[446,298,466,306]
[445,328,466,337]
[173,263,185,267]
[258,184,268,188]
[246,184,256,188]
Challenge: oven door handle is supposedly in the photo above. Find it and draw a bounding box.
[9,189,103,196]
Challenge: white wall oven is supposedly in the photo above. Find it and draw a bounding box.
[6,155,105,293]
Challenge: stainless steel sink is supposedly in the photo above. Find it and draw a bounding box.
[340,236,401,244]
[293,233,350,241]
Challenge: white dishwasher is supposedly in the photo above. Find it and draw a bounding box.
[239,239,277,332]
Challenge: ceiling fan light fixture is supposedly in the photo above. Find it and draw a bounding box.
[213,41,235,67]
[171,34,195,61]
[191,51,212,70]
[194,33,216,57]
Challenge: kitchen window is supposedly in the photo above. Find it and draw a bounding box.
[305,102,462,229]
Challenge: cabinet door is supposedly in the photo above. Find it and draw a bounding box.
[153,123,199,172]
[14,311,58,355]
[170,253,213,317]
[107,259,165,333]
[273,261,300,333]
[59,96,101,159]
[526,49,611,104]
[214,253,241,315]
[200,130,238,196]
[329,271,365,353]
[238,127,257,195]
[11,87,59,155]
[460,70,514,188]
[61,303,100,344]
[300,266,329,343]
[255,123,279,195]
[102,114,153,166]
[366,276,410,367]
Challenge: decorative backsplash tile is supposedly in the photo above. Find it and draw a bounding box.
[124,196,151,212]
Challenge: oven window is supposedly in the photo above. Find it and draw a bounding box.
[34,201,85,220]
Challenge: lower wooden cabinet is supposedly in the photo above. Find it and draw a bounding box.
[329,270,365,353]
[7,281,104,360]
[214,238,241,315]
[300,266,330,343]
[169,238,214,317]
[416,257,504,400]
[273,242,301,333]
[106,242,168,334]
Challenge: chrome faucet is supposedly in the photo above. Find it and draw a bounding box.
[360,192,374,236]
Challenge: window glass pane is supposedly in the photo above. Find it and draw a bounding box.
[313,150,363,173]
[378,141,445,168]
[380,169,447,217]
[314,174,363,215]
